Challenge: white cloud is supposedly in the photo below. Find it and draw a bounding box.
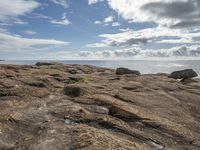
[0,0,40,22]
[50,13,71,26]
[0,29,69,52]
[86,28,158,47]
[104,16,114,23]
[88,0,104,5]
[112,22,120,27]
[87,26,200,48]
[32,45,200,60]
[142,45,200,57]
[22,30,37,35]
[119,28,132,32]
[94,20,102,25]
[86,43,108,48]
[50,19,70,26]
[50,0,68,8]
[79,45,200,59]
[106,0,200,29]
[94,16,119,27]
[12,18,28,25]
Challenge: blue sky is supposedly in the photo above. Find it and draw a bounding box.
[0,0,200,60]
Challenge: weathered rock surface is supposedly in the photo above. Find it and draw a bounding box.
[169,69,198,79]
[116,67,141,75]
[0,63,200,150]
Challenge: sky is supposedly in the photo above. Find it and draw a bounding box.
[0,0,200,60]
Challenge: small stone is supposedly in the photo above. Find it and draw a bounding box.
[88,106,109,114]
[64,119,75,125]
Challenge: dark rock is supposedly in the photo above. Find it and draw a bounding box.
[0,88,18,97]
[26,81,46,88]
[169,69,198,79]
[116,67,141,75]
[35,62,55,66]
[63,85,85,97]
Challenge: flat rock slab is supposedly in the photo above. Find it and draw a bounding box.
[0,63,200,150]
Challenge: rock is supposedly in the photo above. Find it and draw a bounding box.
[24,80,46,88]
[35,62,56,66]
[116,67,141,75]
[87,105,109,114]
[0,63,200,150]
[68,69,78,74]
[63,85,85,97]
[169,69,198,79]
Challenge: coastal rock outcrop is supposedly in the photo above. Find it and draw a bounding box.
[0,63,199,150]
[169,69,198,79]
[116,67,141,75]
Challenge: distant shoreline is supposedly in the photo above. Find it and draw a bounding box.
[0,60,200,75]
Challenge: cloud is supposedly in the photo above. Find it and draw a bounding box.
[0,29,69,52]
[34,45,200,60]
[86,43,108,48]
[88,0,104,5]
[79,45,200,59]
[79,48,140,59]
[50,19,70,26]
[94,16,120,27]
[104,16,114,23]
[105,0,200,29]
[50,0,68,8]
[87,26,200,48]
[143,45,200,57]
[30,13,51,19]
[22,30,37,35]
[112,22,120,27]
[88,0,200,59]
[49,13,71,26]
[94,21,102,25]
[0,0,40,23]
[86,27,167,47]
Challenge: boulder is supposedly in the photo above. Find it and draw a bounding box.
[63,85,85,97]
[35,62,55,66]
[116,67,141,75]
[169,69,198,79]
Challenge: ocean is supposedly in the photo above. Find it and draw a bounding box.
[0,60,200,75]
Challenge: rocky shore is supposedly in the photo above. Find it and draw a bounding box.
[0,62,200,150]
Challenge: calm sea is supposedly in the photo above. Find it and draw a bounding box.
[0,60,200,75]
